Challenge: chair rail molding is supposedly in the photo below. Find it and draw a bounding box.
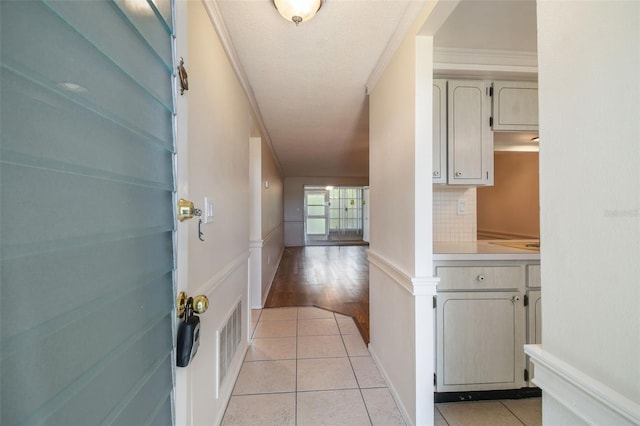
[525,344,640,426]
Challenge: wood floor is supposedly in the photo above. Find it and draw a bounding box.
[264,245,370,343]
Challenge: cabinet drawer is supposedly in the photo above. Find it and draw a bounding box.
[527,264,541,288]
[436,266,523,291]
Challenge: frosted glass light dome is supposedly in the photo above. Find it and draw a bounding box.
[274,0,323,25]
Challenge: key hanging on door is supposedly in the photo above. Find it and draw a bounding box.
[176,297,201,367]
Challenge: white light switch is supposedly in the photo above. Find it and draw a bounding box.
[457,199,466,215]
[204,197,214,223]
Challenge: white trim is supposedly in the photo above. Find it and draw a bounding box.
[410,276,439,296]
[367,250,414,294]
[369,345,413,426]
[525,345,640,425]
[366,1,428,95]
[261,246,284,308]
[250,224,285,309]
[433,48,538,76]
[262,224,282,245]
[250,221,285,249]
[193,250,250,297]
[367,250,439,296]
[212,340,249,426]
[201,0,282,175]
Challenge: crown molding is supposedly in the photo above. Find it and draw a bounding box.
[434,47,538,78]
[201,0,283,174]
[366,1,428,95]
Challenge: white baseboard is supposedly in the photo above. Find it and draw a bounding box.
[369,344,414,426]
[260,246,284,307]
[213,341,249,426]
[525,345,640,425]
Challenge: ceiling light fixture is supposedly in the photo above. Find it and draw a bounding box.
[273,0,323,26]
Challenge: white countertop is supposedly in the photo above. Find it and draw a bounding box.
[434,240,541,261]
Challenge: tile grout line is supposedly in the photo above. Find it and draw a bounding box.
[435,406,451,426]
[499,400,528,426]
[295,308,298,426]
[337,314,374,425]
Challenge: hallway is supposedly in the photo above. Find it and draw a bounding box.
[228,245,542,425]
[221,306,404,425]
[265,246,370,343]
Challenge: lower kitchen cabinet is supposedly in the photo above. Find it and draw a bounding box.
[434,260,540,394]
[526,290,541,385]
[436,291,526,392]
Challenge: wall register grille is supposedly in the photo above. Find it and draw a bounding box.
[218,300,242,394]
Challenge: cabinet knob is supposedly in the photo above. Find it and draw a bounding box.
[433,171,440,177]
[455,172,462,177]
[476,274,485,282]
[513,296,521,302]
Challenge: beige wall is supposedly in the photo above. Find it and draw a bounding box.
[477,151,539,239]
[177,1,269,424]
[536,1,639,423]
[368,9,440,420]
[283,176,368,246]
[261,139,283,240]
[249,137,284,308]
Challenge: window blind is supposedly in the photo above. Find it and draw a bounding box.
[1,1,176,424]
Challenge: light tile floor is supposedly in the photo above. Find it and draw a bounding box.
[222,307,542,426]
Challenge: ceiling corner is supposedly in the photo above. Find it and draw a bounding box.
[201,0,284,175]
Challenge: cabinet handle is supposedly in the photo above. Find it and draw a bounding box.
[455,172,462,177]
[476,274,485,282]
[513,296,521,302]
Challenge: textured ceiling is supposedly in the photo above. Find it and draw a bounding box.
[214,0,537,177]
[434,0,537,51]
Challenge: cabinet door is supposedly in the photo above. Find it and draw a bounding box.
[447,80,493,185]
[526,290,542,386]
[436,292,526,392]
[432,79,447,183]
[492,81,539,132]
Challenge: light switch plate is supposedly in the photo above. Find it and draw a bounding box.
[204,197,214,223]
[457,199,466,215]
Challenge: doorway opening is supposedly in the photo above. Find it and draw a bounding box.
[304,186,367,245]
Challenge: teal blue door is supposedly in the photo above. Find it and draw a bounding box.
[1,1,176,424]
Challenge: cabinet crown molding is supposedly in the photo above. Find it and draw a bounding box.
[434,48,538,79]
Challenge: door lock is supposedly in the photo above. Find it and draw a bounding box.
[176,291,209,318]
[177,198,202,222]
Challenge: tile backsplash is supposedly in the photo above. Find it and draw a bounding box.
[433,187,477,241]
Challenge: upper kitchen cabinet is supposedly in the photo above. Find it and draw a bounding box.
[433,79,447,184]
[491,81,539,132]
[447,80,494,186]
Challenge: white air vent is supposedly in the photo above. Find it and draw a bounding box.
[217,300,242,396]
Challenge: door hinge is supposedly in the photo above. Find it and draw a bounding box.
[524,294,529,307]
[524,369,529,382]
[489,86,494,97]
[489,116,494,127]
[434,373,437,386]
[433,295,437,309]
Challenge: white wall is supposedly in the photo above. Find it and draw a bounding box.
[368,8,441,423]
[533,2,639,424]
[260,138,284,304]
[177,1,258,424]
[283,176,368,246]
[250,137,284,308]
